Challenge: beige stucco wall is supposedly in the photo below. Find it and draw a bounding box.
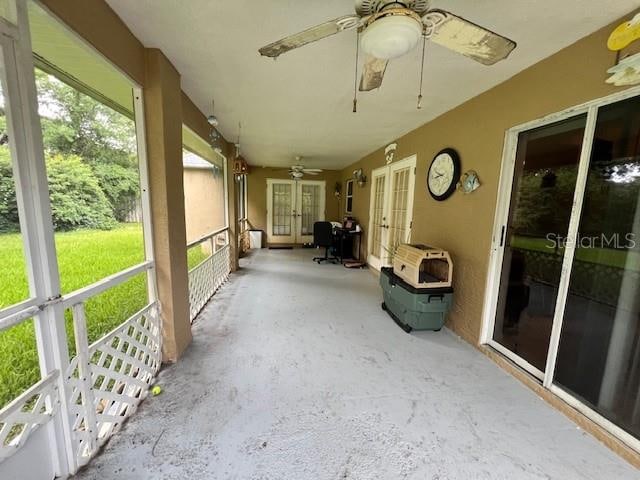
[184,167,226,244]
[339,12,638,345]
[247,167,342,243]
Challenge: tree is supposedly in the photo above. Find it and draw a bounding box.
[36,70,140,220]
[36,70,137,167]
[92,163,140,222]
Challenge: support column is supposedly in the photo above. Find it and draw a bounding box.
[227,155,240,272]
[143,49,191,361]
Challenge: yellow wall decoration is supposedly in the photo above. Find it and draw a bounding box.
[607,13,640,51]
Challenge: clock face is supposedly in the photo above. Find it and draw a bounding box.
[428,148,460,201]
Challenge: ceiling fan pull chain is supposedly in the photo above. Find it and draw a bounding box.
[417,34,427,109]
[353,30,361,113]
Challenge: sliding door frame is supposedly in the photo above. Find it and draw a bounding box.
[480,85,640,452]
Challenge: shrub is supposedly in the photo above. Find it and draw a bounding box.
[0,152,117,232]
[92,162,140,222]
[47,154,116,230]
[0,148,19,232]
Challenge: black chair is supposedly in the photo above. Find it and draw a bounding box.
[312,221,338,264]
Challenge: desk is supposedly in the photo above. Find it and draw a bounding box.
[333,228,362,264]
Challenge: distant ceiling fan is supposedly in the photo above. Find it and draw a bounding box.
[259,0,516,93]
[288,158,323,179]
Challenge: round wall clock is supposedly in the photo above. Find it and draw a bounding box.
[428,148,461,201]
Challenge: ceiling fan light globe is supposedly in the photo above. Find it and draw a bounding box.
[360,16,423,60]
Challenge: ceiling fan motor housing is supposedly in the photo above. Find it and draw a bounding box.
[355,0,430,16]
[360,9,423,60]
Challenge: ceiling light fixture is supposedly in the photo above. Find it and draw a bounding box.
[360,14,423,60]
[207,99,219,127]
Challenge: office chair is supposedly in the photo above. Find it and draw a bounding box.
[312,221,338,264]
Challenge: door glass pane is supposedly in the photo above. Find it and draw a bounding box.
[493,115,587,372]
[346,196,353,214]
[0,72,30,309]
[301,184,320,235]
[346,180,354,213]
[555,96,640,438]
[272,183,291,236]
[388,167,410,250]
[370,175,386,256]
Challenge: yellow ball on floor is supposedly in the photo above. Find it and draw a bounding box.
[151,385,162,396]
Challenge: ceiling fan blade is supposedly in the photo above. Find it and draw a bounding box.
[424,9,516,66]
[359,55,388,91]
[259,15,361,58]
[304,171,320,175]
[303,168,323,173]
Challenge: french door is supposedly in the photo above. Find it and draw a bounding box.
[483,87,640,451]
[266,179,325,244]
[367,155,416,270]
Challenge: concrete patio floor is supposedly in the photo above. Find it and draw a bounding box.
[75,248,637,479]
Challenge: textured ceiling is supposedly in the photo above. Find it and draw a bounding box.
[106,0,638,169]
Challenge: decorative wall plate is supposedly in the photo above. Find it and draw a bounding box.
[458,170,481,194]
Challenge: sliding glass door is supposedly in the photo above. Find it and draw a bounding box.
[553,96,640,440]
[486,89,640,449]
[492,116,586,374]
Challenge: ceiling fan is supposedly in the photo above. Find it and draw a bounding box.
[288,158,323,179]
[259,0,516,93]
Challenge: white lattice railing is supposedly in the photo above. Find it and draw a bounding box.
[0,262,161,471]
[188,227,231,322]
[55,261,161,469]
[65,303,160,467]
[0,371,59,460]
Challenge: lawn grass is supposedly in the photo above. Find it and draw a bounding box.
[187,242,211,270]
[511,235,640,271]
[0,224,148,408]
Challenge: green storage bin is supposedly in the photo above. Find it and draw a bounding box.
[379,267,453,332]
